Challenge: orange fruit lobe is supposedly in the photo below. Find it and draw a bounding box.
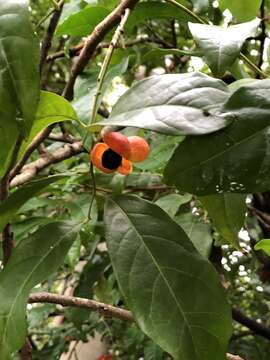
[127,136,150,162]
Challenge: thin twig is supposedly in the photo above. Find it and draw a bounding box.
[46,36,154,62]
[10,142,84,188]
[0,136,23,265]
[39,0,65,73]
[257,0,266,73]
[86,8,131,133]
[232,308,270,340]
[9,125,55,183]
[62,0,140,100]
[28,292,134,322]
[86,8,131,219]
[48,133,78,143]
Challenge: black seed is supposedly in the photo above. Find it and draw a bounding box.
[102,148,122,170]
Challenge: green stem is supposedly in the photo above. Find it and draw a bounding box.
[85,9,132,220]
[87,163,96,220]
[166,0,205,24]
[239,53,266,78]
[165,0,267,78]
[83,8,131,145]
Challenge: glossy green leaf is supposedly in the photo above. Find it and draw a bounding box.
[56,5,110,36]
[199,194,246,249]
[0,174,67,233]
[155,193,192,218]
[0,221,78,359]
[175,213,213,258]
[164,80,270,195]
[219,0,262,22]
[0,0,40,177]
[254,239,270,256]
[105,195,232,360]
[96,72,231,135]
[18,91,78,159]
[188,19,260,77]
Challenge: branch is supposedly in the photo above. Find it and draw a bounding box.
[226,355,244,360]
[9,125,55,183]
[39,0,65,72]
[257,0,266,72]
[47,133,78,143]
[46,35,158,62]
[28,292,244,360]
[28,292,134,322]
[232,308,270,340]
[10,142,84,188]
[62,0,140,100]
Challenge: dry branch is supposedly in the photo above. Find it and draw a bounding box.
[10,142,84,188]
[28,292,245,360]
[29,292,134,322]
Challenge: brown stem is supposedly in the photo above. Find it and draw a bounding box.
[257,0,266,73]
[46,35,159,62]
[9,125,54,183]
[232,308,270,340]
[28,292,244,359]
[39,0,65,73]
[62,0,140,100]
[19,338,32,360]
[29,292,134,322]
[10,142,84,188]
[0,136,23,264]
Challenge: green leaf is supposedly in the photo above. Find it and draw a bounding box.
[0,221,78,359]
[155,193,192,218]
[73,58,129,125]
[199,194,246,249]
[126,1,195,33]
[56,5,110,36]
[96,72,231,135]
[65,236,81,269]
[135,135,183,171]
[105,195,232,360]
[254,239,270,256]
[0,174,68,233]
[59,1,195,36]
[143,48,202,63]
[144,341,164,360]
[164,80,270,195]
[219,0,262,22]
[0,0,40,177]
[175,213,213,258]
[18,91,78,159]
[188,19,260,77]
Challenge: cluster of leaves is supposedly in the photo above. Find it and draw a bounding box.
[1,0,270,359]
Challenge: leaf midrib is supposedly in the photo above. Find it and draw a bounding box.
[113,200,199,359]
